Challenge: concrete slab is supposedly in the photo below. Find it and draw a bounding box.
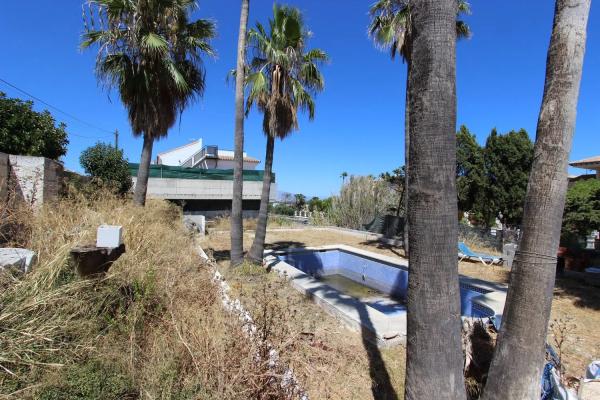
[0,248,36,273]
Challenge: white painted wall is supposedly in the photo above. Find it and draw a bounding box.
[157,139,202,166]
[7,154,63,206]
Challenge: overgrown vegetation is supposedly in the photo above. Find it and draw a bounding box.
[0,192,297,399]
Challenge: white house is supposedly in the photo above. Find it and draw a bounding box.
[570,155,600,179]
[156,140,260,170]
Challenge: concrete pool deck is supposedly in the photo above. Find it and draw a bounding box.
[265,244,508,347]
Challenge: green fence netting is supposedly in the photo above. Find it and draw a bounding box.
[128,163,274,182]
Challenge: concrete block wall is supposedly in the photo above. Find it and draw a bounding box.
[3,154,64,206]
[0,153,8,202]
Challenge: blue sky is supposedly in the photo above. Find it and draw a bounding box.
[1,1,598,198]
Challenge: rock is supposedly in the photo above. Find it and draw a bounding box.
[0,248,36,273]
[579,380,600,400]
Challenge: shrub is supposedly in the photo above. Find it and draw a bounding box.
[270,203,295,216]
[328,175,396,230]
[79,143,132,195]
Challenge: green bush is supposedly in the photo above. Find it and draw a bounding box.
[80,143,132,195]
[270,203,295,216]
[0,92,69,159]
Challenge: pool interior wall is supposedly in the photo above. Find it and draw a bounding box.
[277,249,495,319]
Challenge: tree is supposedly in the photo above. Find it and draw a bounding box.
[477,128,533,226]
[340,171,348,184]
[404,1,466,399]
[81,0,215,206]
[245,5,328,263]
[294,193,306,210]
[80,142,132,195]
[230,0,251,267]
[456,125,486,219]
[482,1,591,398]
[0,92,68,160]
[368,0,470,255]
[562,179,600,242]
[308,196,322,212]
[380,166,406,216]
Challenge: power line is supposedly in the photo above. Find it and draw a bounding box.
[0,77,113,139]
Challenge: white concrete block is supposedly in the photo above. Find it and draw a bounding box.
[97,225,123,248]
[0,248,36,273]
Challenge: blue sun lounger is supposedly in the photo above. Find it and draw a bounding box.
[458,242,502,266]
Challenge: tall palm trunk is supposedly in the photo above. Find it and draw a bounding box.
[133,134,154,206]
[403,63,410,255]
[404,1,465,399]
[248,134,275,263]
[230,0,250,266]
[482,1,590,399]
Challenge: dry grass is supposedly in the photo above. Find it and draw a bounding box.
[201,226,600,393]
[209,215,296,232]
[0,192,299,399]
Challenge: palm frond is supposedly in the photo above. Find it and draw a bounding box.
[82,0,214,139]
[244,5,326,139]
[142,32,169,54]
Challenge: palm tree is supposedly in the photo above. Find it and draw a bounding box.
[403,1,466,399]
[340,171,348,184]
[482,1,591,398]
[245,4,328,263]
[81,0,215,206]
[368,0,470,254]
[230,0,250,267]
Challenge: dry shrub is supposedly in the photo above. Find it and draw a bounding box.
[0,190,295,399]
[463,320,497,400]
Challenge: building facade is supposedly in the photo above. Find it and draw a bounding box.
[132,140,275,219]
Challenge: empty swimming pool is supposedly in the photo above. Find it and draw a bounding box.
[267,244,507,346]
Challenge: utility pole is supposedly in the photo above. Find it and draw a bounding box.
[114,129,119,150]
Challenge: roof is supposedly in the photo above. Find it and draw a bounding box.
[570,155,600,169]
[157,139,201,156]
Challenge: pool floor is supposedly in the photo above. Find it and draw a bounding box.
[318,273,407,316]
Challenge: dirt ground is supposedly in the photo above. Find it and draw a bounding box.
[199,227,600,399]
